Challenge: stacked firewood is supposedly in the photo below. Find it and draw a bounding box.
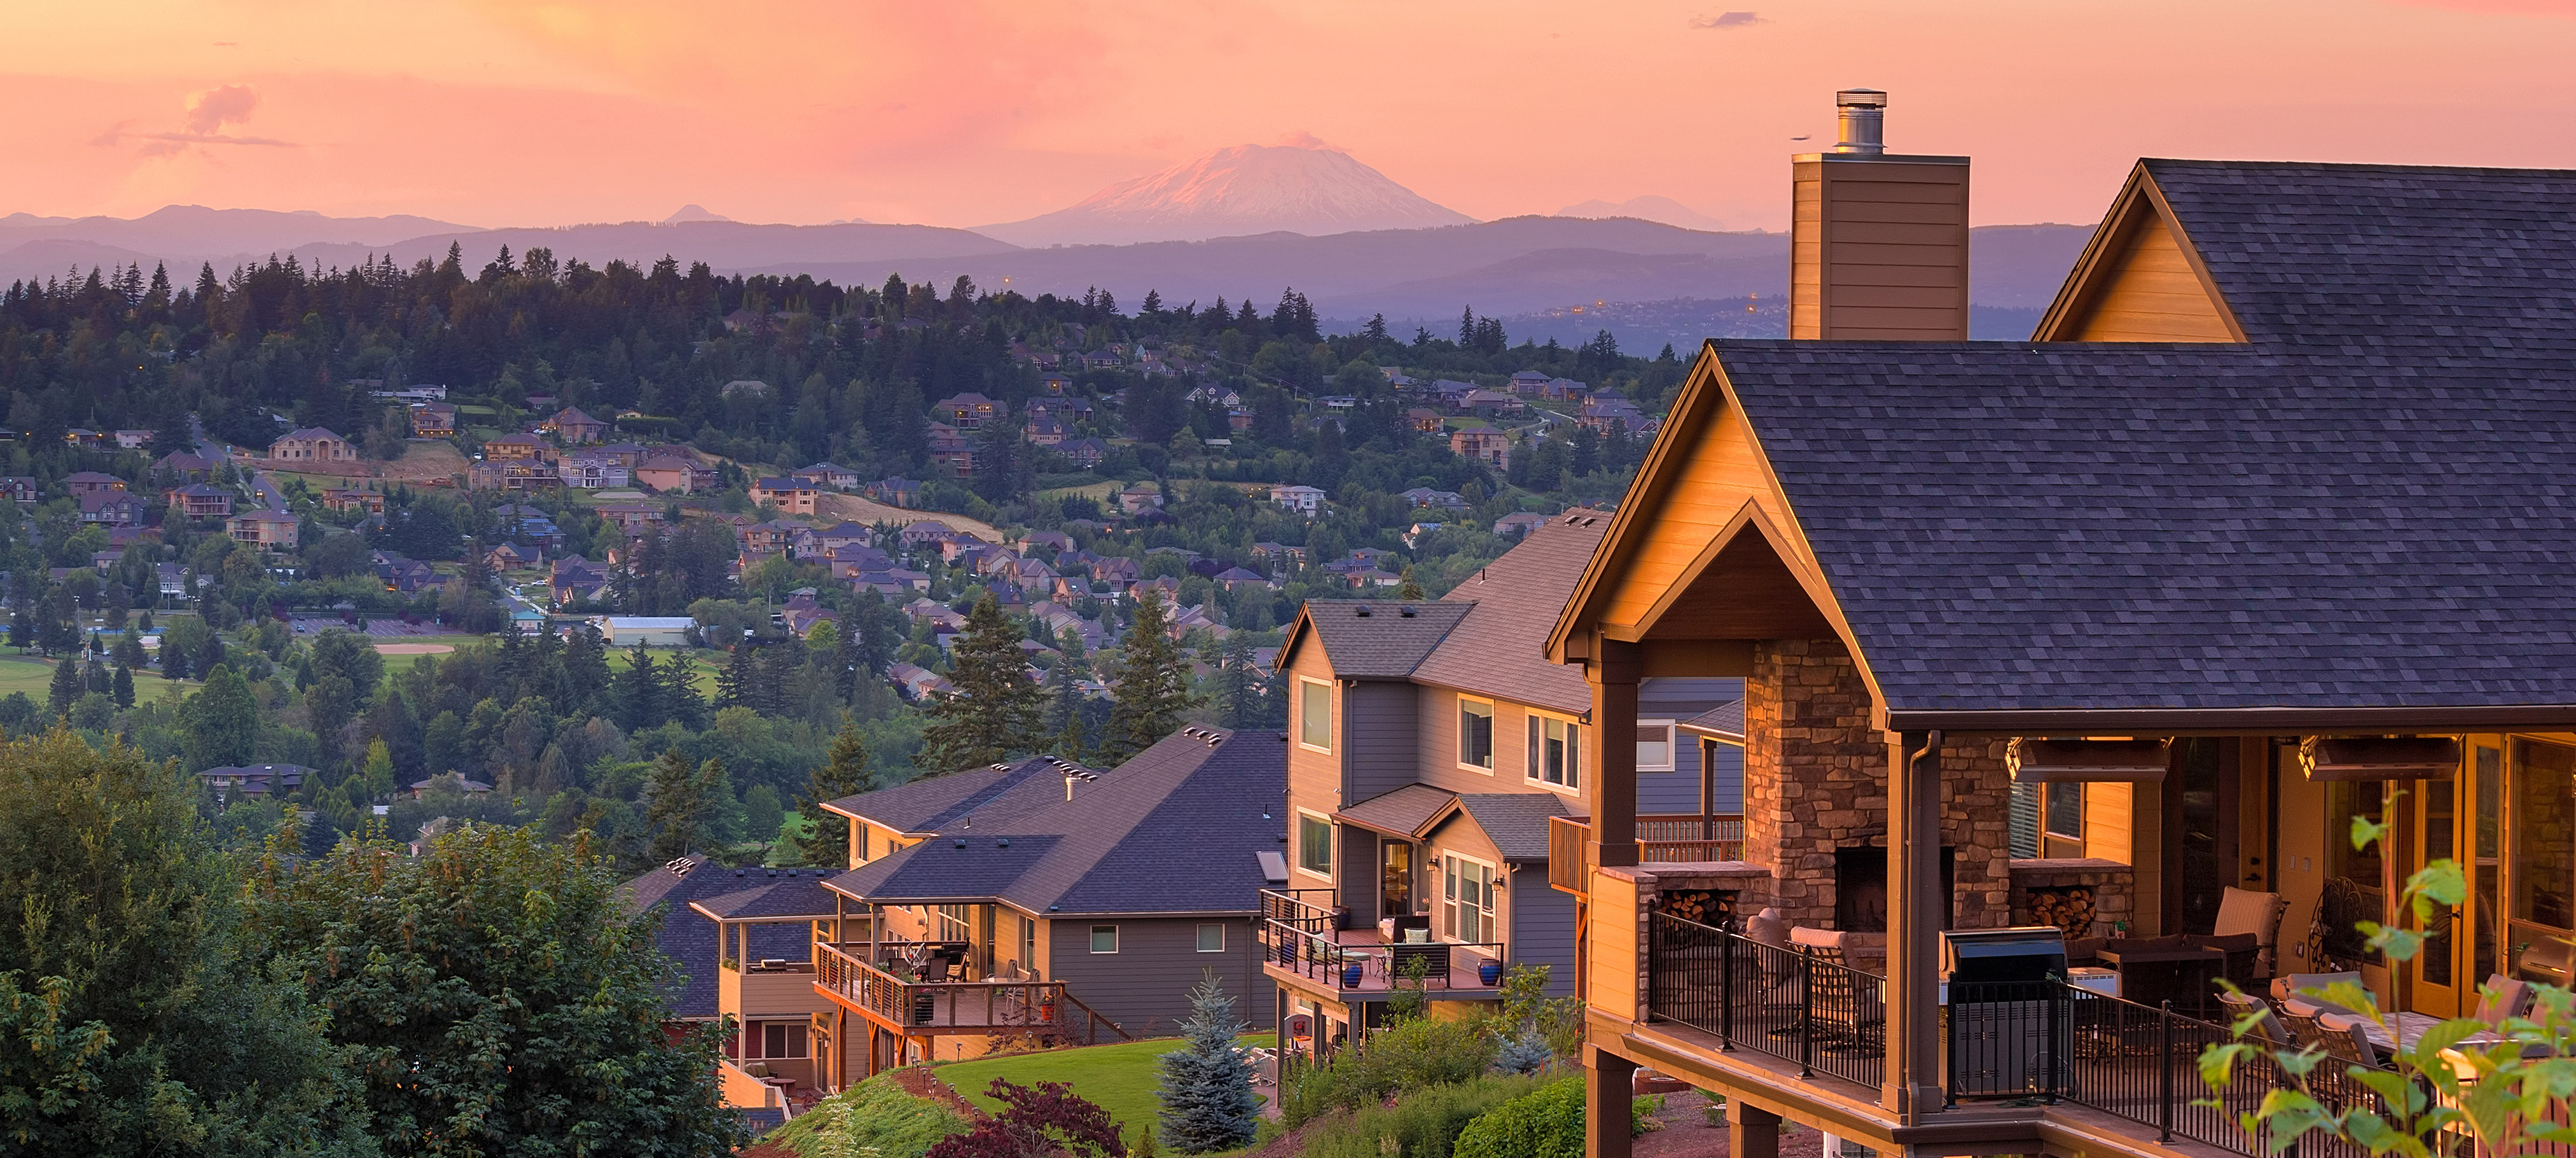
[2025,886,2096,937]
[1658,889,1732,926]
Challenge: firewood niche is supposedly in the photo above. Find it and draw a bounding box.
[2024,885,2096,937]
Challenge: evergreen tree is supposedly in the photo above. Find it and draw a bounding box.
[1107,589,1199,760]
[1155,970,1260,1154]
[831,622,862,703]
[611,643,660,732]
[46,655,81,717]
[111,662,135,710]
[161,639,190,681]
[1214,635,1261,730]
[793,716,875,867]
[183,664,260,767]
[1397,567,1426,601]
[643,750,723,862]
[714,644,753,710]
[658,649,706,729]
[83,656,109,694]
[749,645,792,716]
[918,593,1044,774]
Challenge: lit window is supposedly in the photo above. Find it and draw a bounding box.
[756,1022,808,1059]
[1196,923,1226,952]
[1090,924,1119,954]
[1299,680,1332,750]
[1527,716,1580,789]
[1638,721,1675,772]
[1458,699,1495,769]
[1298,813,1333,876]
[1443,855,1496,943]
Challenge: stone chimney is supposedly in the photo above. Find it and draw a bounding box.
[1789,89,1971,340]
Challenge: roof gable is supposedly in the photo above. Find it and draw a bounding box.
[2036,163,2241,343]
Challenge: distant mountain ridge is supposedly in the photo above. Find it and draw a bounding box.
[1553,195,1728,232]
[974,143,1474,246]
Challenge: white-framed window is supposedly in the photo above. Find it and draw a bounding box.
[1196,923,1226,952]
[1638,720,1677,772]
[1458,698,1495,771]
[936,903,971,942]
[1299,678,1333,750]
[1441,853,1497,944]
[1021,912,1037,973]
[1090,924,1119,954]
[1526,715,1581,790]
[752,1021,809,1059]
[1296,811,1334,879]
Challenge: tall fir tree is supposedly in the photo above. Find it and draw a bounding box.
[1214,634,1261,730]
[1155,970,1260,1153]
[643,750,723,862]
[111,662,135,710]
[46,655,81,717]
[611,642,660,732]
[1107,588,1199,760]
[794,716,875,867]
[918,593,1044,774]
[714,644,753,710]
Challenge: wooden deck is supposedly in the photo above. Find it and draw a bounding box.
[810,942,1125,1043]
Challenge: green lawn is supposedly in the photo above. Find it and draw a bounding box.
[604,645,725,696]
[937,1033,1275,1147]
[0,653,194,704]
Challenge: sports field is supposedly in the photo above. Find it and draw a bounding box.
[0,653,194,705]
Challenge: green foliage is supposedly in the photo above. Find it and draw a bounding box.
[920,593,1044,773]
[1493,964,1584,1061]
[181,663,260,769]
[1282,1016,1499,1128]
[1156,971,1261,1154]
[1105,588,1198,760]
[246,823,744,1157]
[0,728,372,1155]
[1450,1075,1587,1158]
[795,715,875,865]
[770,1071,973,1158]
[1299,1073,1542,1158]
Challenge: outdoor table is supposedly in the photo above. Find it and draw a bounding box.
[2096,944,2226,1015]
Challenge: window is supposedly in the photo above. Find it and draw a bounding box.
[754,1022,808,1059]
[1020,913,1037,973]
[1442,855,1496,943]
[1638,720,1676,772]
[1526,715,1580,790]
[937,903,971,943]
[1299,680,1333,750]
[2042,781,2085,858]
[1196,923,1226,952]
[1458,699,1495,770]
[1297,813,1334,877]
[1090,924,1119,954]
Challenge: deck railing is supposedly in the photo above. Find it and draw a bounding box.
[1257,889,1506,991]
[1551,815,1747,891]
[1648,912,1887,1092]
[810,942,1127,1045]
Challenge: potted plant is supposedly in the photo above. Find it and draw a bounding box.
[1479,957,1504,986]
[1341,961,1364,988]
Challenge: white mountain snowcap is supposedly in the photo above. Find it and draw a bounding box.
[977,141,1473,246]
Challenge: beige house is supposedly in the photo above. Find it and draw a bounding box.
[227,509,300,550]
[270,428,356,463]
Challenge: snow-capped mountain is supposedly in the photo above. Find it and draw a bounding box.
[976,143,1474,246]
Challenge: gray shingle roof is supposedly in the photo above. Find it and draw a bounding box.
[826,758,1072,833]
[1287,601,1471,678]
[1412,512,1610,713]
[690,875,843,921]
[1454,794,1574,862]
[621,858,835,1018]
[823,727,1285,917]
[1714,334,2576,715]
[1678,700,1746,742]
[2141,158,2576,349]
[1334,783,1457,837]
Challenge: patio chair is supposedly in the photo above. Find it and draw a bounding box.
[1387,940,1452,984]
[2278,1000,2334,1053]
[2476,975,2536,1027]
[2271,971,2366,1014]
[1789,927,1878,1054]
[2213,886,2289,979]
[2217,991,2293,1050]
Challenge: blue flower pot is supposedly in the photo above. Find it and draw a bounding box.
[1342,963,1365,988]
[1479,959,1503,986]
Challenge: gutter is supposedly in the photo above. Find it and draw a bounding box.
[1885,703,2576,734]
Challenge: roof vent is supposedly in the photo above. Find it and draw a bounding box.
[954,838,967,848]
[1832,88,1887,155]
[1355,606,1371,617]
[665,857,695,877]
[1398,606,1415,618]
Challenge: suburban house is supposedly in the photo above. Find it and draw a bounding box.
[1266,513,1738,1063]
[792,463,859,491]
[408,401,457,437]
[1451,426,1510,470]
[749,477,820,515]
[634,455,710,494]
[1271,484,1325,514]
[807,727,1285,1089]
[321,487,383,515]
[482,433,548,461]
[1544,136,2576,1158]
[466,460,557,492]
[558,453,630,489]
[541,406,610,443]
[550,557,610,605]
[196,764,312,801]
[934,392,1004,429]
[78,491,144,526]
[270,428,356,463]
[623,859,838,1104]
[864,477,922,508]
[1492,512,1548,539]
[151,454,214,483]
[226,509,300,550]
[170,484,234,519]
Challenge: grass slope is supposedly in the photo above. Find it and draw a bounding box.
[0,654,193,705]
[938,1033,1275,1149]
[602,645,726,697]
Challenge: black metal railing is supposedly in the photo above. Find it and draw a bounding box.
[1649,912,1886,1092]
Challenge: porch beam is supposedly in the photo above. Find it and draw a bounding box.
[1731,1102,1782,1158]
[1585,1045,1636,1158]
[1587,635,1642,869]
[1881,730,1944,1120]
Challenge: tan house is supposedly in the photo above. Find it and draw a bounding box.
[408,402,457,438]
[322,487,384,514]
[634,455,705,494]
[1450,426,1509,470]
[227,509,300,550]
[750,477,819,515]
[483,433,548,461]
[270,428,356,463]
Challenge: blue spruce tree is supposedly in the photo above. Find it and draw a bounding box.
[1155,970,1259,1154]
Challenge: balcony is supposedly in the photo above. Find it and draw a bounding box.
[1547,813,1746,892]
[720,957,824,1020]
[1258,888,1507,996]
[810,941,1126,1045]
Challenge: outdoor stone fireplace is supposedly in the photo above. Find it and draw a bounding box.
[1741,638,2015,931]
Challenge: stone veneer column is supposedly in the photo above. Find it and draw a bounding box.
[1742,638,2018,930]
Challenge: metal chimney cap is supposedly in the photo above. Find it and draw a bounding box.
[1836,88,1888,108]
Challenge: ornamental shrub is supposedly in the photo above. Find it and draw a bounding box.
[1451,1074,1586,1158]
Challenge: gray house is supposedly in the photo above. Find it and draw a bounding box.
[810,727,1285,1087]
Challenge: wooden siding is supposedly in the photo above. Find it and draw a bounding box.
[1598,403,1790,631]
[1339,827,1384,924]
[1506,864,1579,996]
[1045,915,1271,1039]
[1285,641,1341,886]
[1791,157,1970,341]
[1345,681,1421,804]
[1586,870,1643,1020]
[2061,210,2233,341]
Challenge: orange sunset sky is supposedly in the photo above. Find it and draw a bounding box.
[8,0,2575,232]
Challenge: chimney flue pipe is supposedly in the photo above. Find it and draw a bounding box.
[1833,88,1887,155]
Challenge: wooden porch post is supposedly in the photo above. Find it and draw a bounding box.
[1584,1045,1636,1158]
[1700,737,1718,843]
[1883,729,1945,1119]
[1588,634,1642,869]
[1730,1101,1782,1158]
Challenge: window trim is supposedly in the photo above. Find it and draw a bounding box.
[1294,809,1335,881]
[1523,712,1582,795]
[1196,923,1226,952]
[1298,678,1334,752]
[1457,697,1497,773]
[1439,850,1500,946]
[1089,924,1120,954]
[1637,718,1677,772]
